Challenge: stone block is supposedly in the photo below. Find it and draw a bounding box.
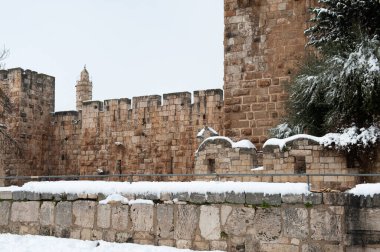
[175,205,199,240]
[111,205,129,231]
[302,244,323,252]
[210,240,228,251]
[26,192,40,201]
[189,193,206,204]
[206,192,226,203]
[245,193,264,205]
[282,194,303,204]
[303,193,322,205]
[323,193,347,205]
[220,205,232,226]
[193,241,210,250]
[0,191,12,200]
[97,204,111,229]
[115,232,132,243]
[53,193,63,201]
[40,201,55,226]
[176,240,192,249]
[156,204,174,239]
[11,201,40,222]
[282,207,309,239]
[199,205,220,240]
[12,191,26,201]
[40,193,53,200]
[55,201,72,227]
[130,204,153,232]
[172,192,189,202]
[66,194,78,201]
[260,244,299,252]
[0,201,11,226]
[224,207,255,236]
[373,194,380,207]
[225,191,245,204]
[158,239,175,247]
[252,208,281,241]
[73,201,96,228]
[347,208,380,232]
[310,208,342,241]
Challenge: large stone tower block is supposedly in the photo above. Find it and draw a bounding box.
[224,0,315,146]
[76,66,92,111]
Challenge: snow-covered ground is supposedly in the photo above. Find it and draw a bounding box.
[0,181,310,195]
[0,181,378,198]
[0,234,220,252]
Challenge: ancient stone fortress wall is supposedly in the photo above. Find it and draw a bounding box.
[0,190,379,251]
[52,89,224,177]
[194,135,380,189]
[0,68,55,182]
[223,0,316,146]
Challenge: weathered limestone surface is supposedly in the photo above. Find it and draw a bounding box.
[73,201,96,228]
[199,205,220,240]
[11,201,39,222]
[175,205,199,240]
[0,192,379,251]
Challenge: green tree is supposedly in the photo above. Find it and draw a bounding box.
[283,0,380,136]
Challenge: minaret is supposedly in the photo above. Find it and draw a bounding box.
[75,65,92,111]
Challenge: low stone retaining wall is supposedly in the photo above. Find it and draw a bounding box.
[0,191,379,251]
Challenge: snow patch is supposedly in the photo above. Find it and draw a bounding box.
[0,234,217,252]
[264,126,380,150]
[129,199,154,205]
[196,126,219,137]
[0,181,310,195]
[348,183,380,197]
[251,166,264,171]
[99,194,129,205]
[197,136,256,153]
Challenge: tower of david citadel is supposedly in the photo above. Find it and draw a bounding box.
[0,0,379,188]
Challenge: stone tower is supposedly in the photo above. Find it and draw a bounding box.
[223,0,316,146]
[76,66,92,111]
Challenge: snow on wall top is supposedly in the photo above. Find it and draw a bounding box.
[196,136,256,153]
[196,126,219,138]
[0,181,309,196]
[264,126,380,150]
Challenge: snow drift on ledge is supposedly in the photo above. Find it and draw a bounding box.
[0,181,308,196]
[264,125,380,150]
[196,136,256,153]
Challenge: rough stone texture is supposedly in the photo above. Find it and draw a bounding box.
[283,207,309,239]
[282,194,303,204]
[73,201,96,228]
[199,205,220,240]
[175,205,199,240]
[0,193,380,251]
[111,205,129,231]
[225,192,245,204]
[130,204,153,232]
[189,193,206,204]
[55,202,72,227]
[224,207,255,236]
[0,191,12,200]
[310,207,342,241]
[40,201,55,226]
[252,208,281,241]
[97,204,111,229]
[0,201,10,226]
[156,204,174,239]
[11,201,40,222]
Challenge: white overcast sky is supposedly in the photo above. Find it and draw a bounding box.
[2,0,224,111]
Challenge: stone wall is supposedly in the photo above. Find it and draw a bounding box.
[0,191,379,251]
[72,89,224,177]
[195,137,257,176]
[223,0,316,147]
[262,139,380,189]
[0,68,55,183]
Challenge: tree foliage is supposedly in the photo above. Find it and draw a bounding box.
[283,0,380,137]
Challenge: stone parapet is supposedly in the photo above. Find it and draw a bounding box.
[0,191,379,251]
